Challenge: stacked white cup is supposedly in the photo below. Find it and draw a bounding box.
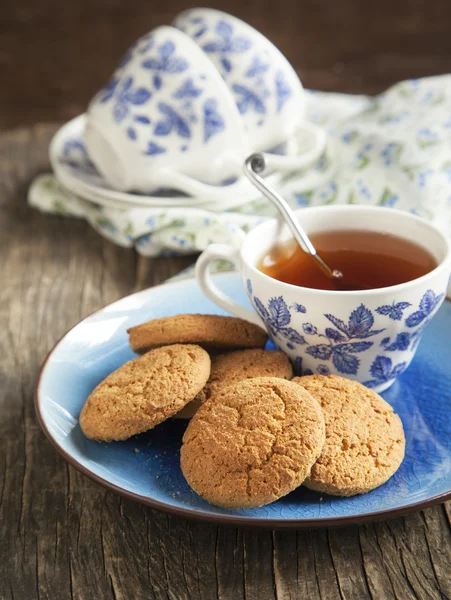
[56,8,330,208]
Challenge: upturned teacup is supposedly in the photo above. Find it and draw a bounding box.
[174,8,327,172]
[196,205,451,392]
[85,26,248,193]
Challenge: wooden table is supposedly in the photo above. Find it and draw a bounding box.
[2,0,451,595]
[1,123,450,600]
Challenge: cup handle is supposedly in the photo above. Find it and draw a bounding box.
[195,244,265,328]
[265,122,327,172]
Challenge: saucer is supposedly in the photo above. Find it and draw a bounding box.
[36,272,451,527]
[50,115,285,211]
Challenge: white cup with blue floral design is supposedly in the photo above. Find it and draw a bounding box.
[174,8,327,172]
[196,205,451,393]
[85,26,249,194]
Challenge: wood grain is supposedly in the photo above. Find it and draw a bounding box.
[0,123,450,599]
[3,0,451,130]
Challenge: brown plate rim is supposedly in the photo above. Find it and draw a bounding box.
[34,272,451,528]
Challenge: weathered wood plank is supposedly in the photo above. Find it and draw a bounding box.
[216,527,245,600]
[243,530,275,599]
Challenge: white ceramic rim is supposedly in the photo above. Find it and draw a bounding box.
[241,205,451,297]
[50,116,217,207]
[50,115,289,210]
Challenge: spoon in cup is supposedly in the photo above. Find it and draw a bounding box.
[244,153,348,282]
[244,153,376,291]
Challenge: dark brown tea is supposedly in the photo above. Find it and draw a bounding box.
[258,230,437,291]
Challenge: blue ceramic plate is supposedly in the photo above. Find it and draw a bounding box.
[36,273,451,527]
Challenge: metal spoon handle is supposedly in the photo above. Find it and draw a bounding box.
[244,153,340,280]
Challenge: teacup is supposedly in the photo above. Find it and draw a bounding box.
[85,26,249,193]
[196,205,451,393]
[174,8,327,172]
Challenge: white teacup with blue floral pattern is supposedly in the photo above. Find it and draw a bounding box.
[85,26,249,194]
[196,205,451,392]
[174,8,326,172]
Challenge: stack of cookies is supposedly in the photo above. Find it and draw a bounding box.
[80,314,405,509]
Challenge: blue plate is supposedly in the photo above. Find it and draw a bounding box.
[36,273,451,527]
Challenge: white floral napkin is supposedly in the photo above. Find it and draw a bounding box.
[29,75,451,256]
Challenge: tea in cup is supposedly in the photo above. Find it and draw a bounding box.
[196,205,451,392]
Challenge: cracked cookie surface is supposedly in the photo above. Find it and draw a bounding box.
[180,377,325,509]
[175,349,293,419]
[292,374,405,496]
[127,314,268,354]
[80,344,210,442]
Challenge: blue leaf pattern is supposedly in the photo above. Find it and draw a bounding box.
[347,304,374,337]
[254,297,269,321]
[128,88,152,105]
[113,102,129,124]
[307,344,333,360]
[292,303,306,314]
[370,355,392,380]
[337,341,373,353]
[221,57,232,73]
[374,289,444,355]
[155,103,191,139]
[364,356,408,388]
[302,323,318,335]
[268,297,291,327]
[232,84,266,115]
[381,332,411,351]
[245,56,269,78]
[143,141,166,156]
[376,301,411,320]
[253,295,305,347]
[203,99,225,142]
[420,290,437,313]
[183,17,208,39]
[62,139,97,175]
[127,127,137,140]
[107,77,152,124]
[303,303,383,375]
[134,115,151,124]
[280,328,306,345]
[142,40,189,74]
[406,290,444,327]
[173,78,203,99]
[251,288,443,384]
[405,310,427,327]
[325,328,347,343]
[202,20,252,59]
[275,71,292,112]
[99,77,119,103]
[333,350,359,374]
[324,313,349,335]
